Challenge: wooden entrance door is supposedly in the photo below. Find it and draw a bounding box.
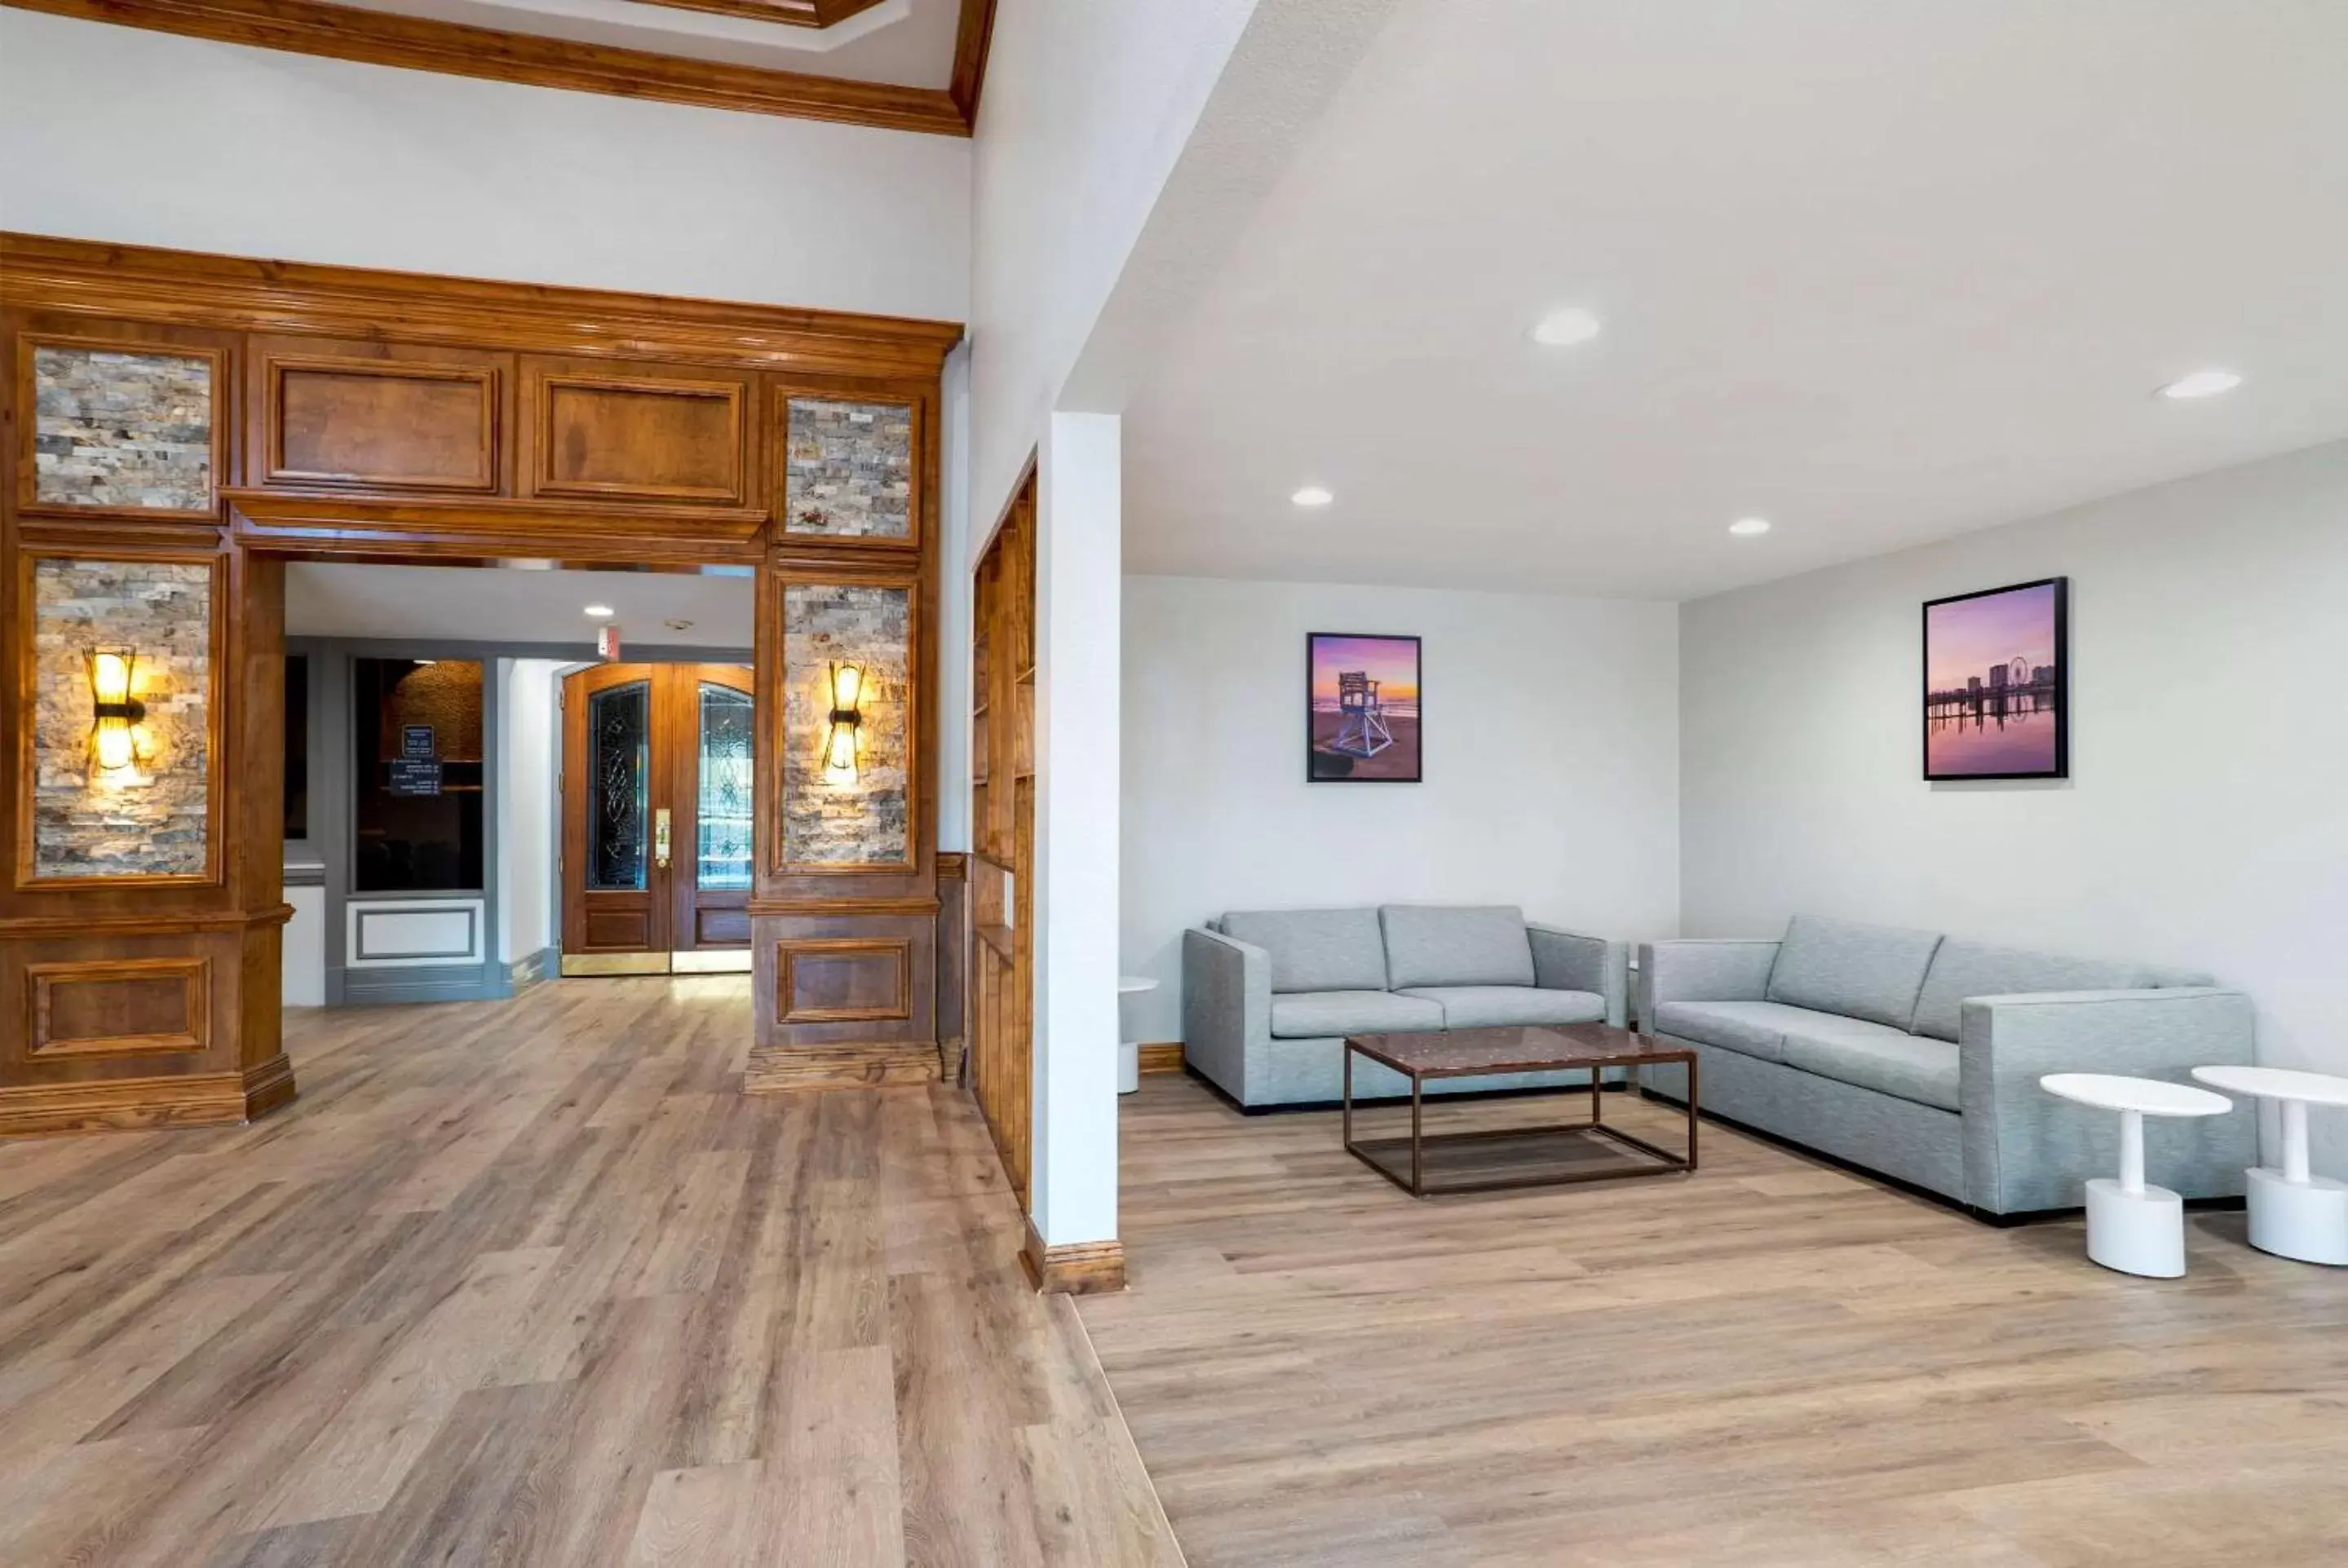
[559,663,754,975]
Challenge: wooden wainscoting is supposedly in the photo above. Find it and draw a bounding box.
[966,464,1035,1199]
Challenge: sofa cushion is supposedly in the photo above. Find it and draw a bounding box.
[1765,915,1944,1031]
[1269,990,1443,1040]
[1910,940,2152,1043]
[1221,908,1387,994]
[1648,1000,1839,1063]
[1396,986,1606,1030]
[1779,1020,1961,1112]
[1380,905,1536,989]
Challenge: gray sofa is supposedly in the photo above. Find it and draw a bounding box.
[1183,904,1628,1109]
[1637,915,2255,1217]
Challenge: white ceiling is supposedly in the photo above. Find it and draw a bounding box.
[286,563,754,648]
[334,0,958,85]
[1121,0,2348,601]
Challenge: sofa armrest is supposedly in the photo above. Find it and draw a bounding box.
[1528,925,1629,1027]
[1958,987,2257,1213]
[1182,928,1272,1105]
[1636,939,1780,1031]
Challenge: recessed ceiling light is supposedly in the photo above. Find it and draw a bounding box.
[583,603,616,618]
[1291,486,1334,508]
[2159,369,2242,400]
[1532,307,1603,347]
[1728,517,1772,537]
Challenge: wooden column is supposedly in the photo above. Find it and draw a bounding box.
[1,320,294,1133]
[745,380,947,1092]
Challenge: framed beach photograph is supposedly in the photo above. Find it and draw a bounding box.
[1307,632,1422,782]
[1922,577,2068,781]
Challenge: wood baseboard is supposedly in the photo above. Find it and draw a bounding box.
[743,1039,940,1093]
[0,1053,299,1136]
[1021,1217,1126,1296]
[1136,1041,1184,1075]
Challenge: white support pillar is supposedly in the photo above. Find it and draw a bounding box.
[1030,411,1122,1248]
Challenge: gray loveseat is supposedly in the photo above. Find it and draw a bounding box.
[1638,915,2255,1217]
[1183,904,1628,1109]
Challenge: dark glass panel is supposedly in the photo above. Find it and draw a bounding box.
[588,682,651,892]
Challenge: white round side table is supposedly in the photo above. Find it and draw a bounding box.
[2191,1065,2348,1265]
[2041,1073,2233,1278]
[1117,976,1160,1095]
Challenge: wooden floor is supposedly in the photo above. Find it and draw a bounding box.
[0,978,1179,1568]
[1084,1074,2348,1568]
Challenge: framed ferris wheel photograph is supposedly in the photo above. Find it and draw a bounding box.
[1922,576,2068,782]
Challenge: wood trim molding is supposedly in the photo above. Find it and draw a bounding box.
[1137,1041,1184,1075]
[743,1037,938,1092]
[0,903,294,938]
[224,488,768,567]
[262,353,500,493]
[746,895,939,917]
[1021,1217,1126,1296]
[950,0,998,126]
[934,850,967,882]
[26,956,211,1058]
[0,1053,294,1136]
[1,233,965,379]
[1,0,971,135]
[776,935,913,1023]
[527,369,749,506]
[627,0,885,28]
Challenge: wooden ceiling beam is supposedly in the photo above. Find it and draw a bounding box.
[2,0,978,136]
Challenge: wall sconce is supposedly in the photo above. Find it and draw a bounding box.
[821,661,864,784]
[87,646,148,775]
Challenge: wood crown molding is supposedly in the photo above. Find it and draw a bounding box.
[1021,1217,1126,1296]
[1,233,964,378]
[950,0,997,125]
[1,0,975,135]
[626,0,885,28]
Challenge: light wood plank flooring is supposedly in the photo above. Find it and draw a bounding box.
[1082,1075,2348,1568]
[0,978,1179,1568]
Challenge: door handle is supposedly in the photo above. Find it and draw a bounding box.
[654,807,672,870]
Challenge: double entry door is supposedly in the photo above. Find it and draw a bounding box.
[560,663,754,975]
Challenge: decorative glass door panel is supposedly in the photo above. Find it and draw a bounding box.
[694,686,753,891]
[561,664,754,975]
[586,682,651,892]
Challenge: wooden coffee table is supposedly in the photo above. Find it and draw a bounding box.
[1342,1023,1698,1197]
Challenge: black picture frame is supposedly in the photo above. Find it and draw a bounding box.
[1306,631,1422,784]
[1921,576,2069,782]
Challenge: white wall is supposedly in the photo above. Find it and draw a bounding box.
[497,660,564,969]
[1032,413,1125,1248]
[0,11,971,320]
[967,0,1257,531]
[1121,575,1683,1044]
[1681,439,2348,1177]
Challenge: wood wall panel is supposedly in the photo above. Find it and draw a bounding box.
[777,935,912,1024]
[526,364,750,506]
[264,354,499,492]
[28,955,210,1056]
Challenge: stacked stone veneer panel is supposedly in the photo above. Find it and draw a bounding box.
[781,583,910,867]
[32,347,215,512]
[30,559,214,880]
[783,399,913,539]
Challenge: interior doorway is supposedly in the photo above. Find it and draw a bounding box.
[560,662,755,975]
